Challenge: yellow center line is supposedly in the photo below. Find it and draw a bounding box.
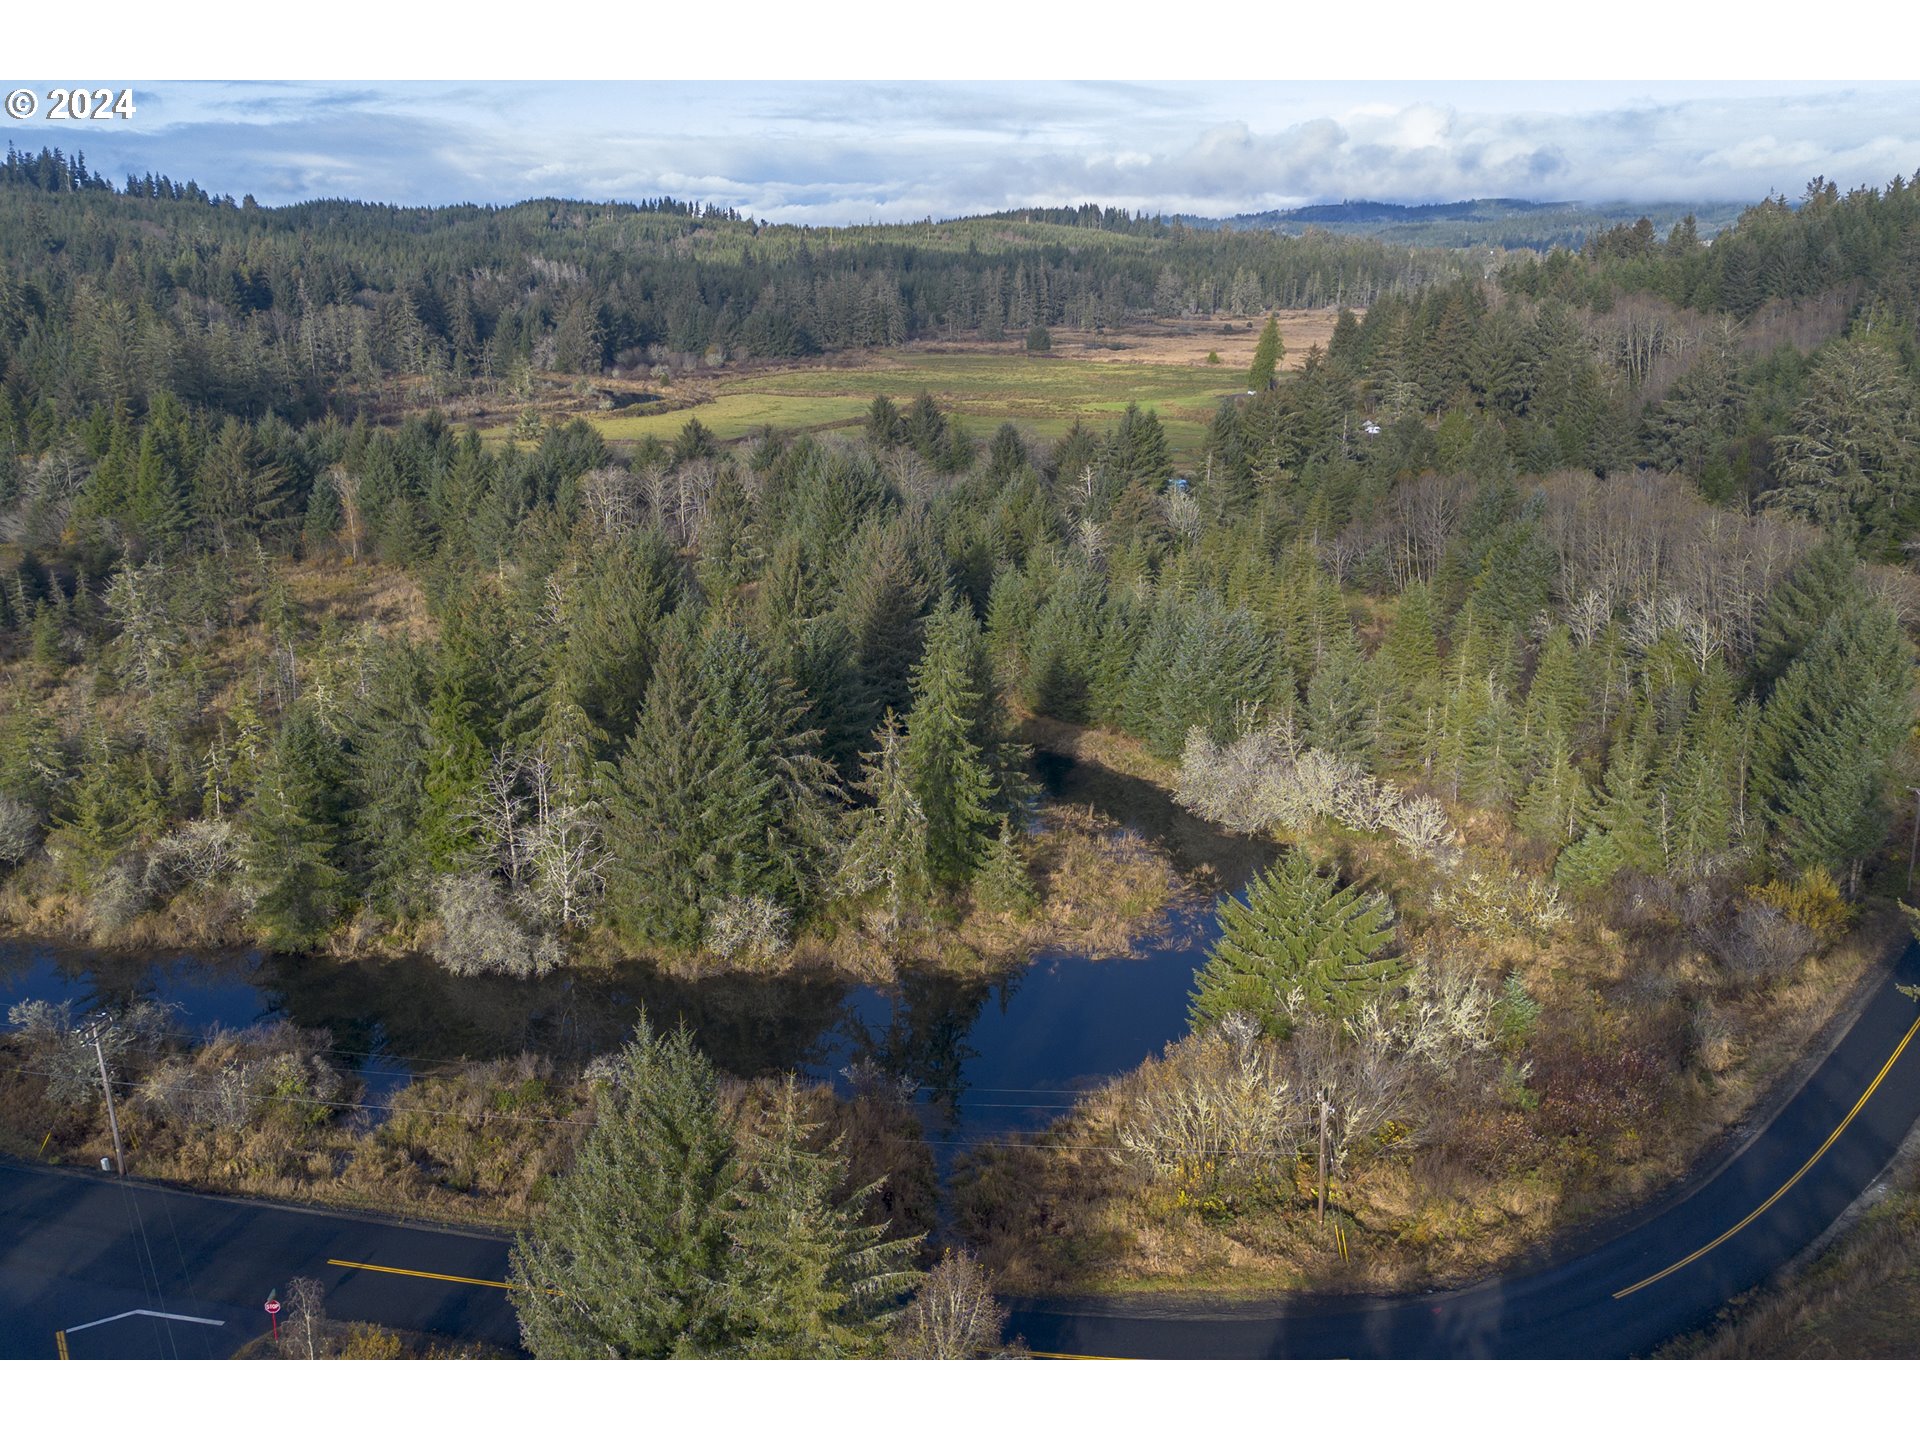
[327,1258,515,1290]
[1613,1008,1920,1301]
[1028,1349,1128,1360]
[54,1330,69,1360]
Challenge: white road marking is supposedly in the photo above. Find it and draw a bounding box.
[63,1308,227,1334]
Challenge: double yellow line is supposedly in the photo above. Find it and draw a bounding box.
[1613,1008,1920,1300]
[326,1258,515,1290]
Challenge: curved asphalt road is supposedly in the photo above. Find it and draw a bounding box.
[3,945,1917,1359]
[1009,942,1920,1359]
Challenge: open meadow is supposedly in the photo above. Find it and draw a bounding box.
[486,312,1340,464]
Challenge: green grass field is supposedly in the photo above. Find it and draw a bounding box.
[556,353,1240,462]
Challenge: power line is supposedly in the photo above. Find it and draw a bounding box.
[0,1055,1309,1159]
[19,1023,1124,1097]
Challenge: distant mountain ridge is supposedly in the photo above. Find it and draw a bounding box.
[1248,198,1561,223]
[1178,196,1752,250]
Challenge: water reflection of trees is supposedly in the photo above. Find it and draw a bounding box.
[4,752,1268,1132]
[257,953,854,1078]
[842,968,1023,1125]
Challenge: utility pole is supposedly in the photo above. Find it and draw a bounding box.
[88,1021,125,1178]
[1316,1087,1331,1226]
[1907,786,1920,893]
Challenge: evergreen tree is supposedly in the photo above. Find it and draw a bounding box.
[840,521,933,739]
[1375,581,1441,766]
[1554,704,1665,891]
[240,705,348,948]
[1465,674,1524,808]
[0,696,67,817]
[56,733,163,873]
[558,528,675,751]
[903,597,1002,889]
[1306,629,1374,762]
[837,710,930,924]
[864,395,905,449]
[1190,851,1403,1038]
[1516,728,1589,850]
[697,625,838,912]
[1754,596,1913,887]
[509,1020,747,1358]
[1103,403,1172,486]
[1665,659,1740,874]
[417,676,488,870]
[1748,536,1864,693]
[971,817,1038,919]
[726,1079,921,1358]
[1022,562,1106,722]
[601,631,722,947]
[602,624,835,947]
[1247,315,1284,392]
[1523,625,1585,756]
[128,428,191,553]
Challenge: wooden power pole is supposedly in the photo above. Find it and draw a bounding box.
[1316,1088,1331,1226]
[88,1022,126,1177]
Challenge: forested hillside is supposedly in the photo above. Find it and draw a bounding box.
[0,160,1916,957]
[1189,197,1748,251]
[3,158,1920,1330]
[0,143,1469,423]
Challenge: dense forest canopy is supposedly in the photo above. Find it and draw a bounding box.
[0,142,1471,426]
[4,150,1920,1346]
[0,157,1916,961]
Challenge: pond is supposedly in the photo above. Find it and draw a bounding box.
[0,754,1278,1143]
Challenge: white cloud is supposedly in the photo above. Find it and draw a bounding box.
[4,80,1915,220]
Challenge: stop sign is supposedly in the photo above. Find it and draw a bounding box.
[264,1299,281,1314]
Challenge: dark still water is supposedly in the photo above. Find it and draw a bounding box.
[0,754,1276,1142]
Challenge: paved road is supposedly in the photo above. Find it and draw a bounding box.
[1008,943,1920,1358]
[3,945,1917,1359]
[0,1164,521,1359]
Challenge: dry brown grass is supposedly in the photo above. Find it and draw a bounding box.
[1673,1145,1920,1359]
[1014,713,1180,789]
[897,313,1346,371]
[3,1028,938,1240]
[950,747,1901,1301]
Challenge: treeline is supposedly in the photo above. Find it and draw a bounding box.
[0,166,1916,969]
[0,173,1473,428]
[1515,173,1920,322]
[0,371,1910,973]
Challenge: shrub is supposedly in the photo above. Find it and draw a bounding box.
[1432,867,1570,940]
[85,857,149,936]
[134,1023,344,1136]
[7,996,175,1107]
[1177,722,1458,860]
[142,819,240,901]
[1715,900,1818,981]
[1533,1039,1671,1140]
[1113,1013,1305,1202]
[429,872,563,978]
[0,794,40,867]
[1285,1003,1425,1172]
[887,1250,1010,1358]
[703,894,792,963]
[1746,868,1850,943]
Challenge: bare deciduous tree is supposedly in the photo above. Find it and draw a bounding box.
[282,1275,329,1360]
[888,1251,1011,1359]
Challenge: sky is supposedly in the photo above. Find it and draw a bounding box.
[6,80,1918,223]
